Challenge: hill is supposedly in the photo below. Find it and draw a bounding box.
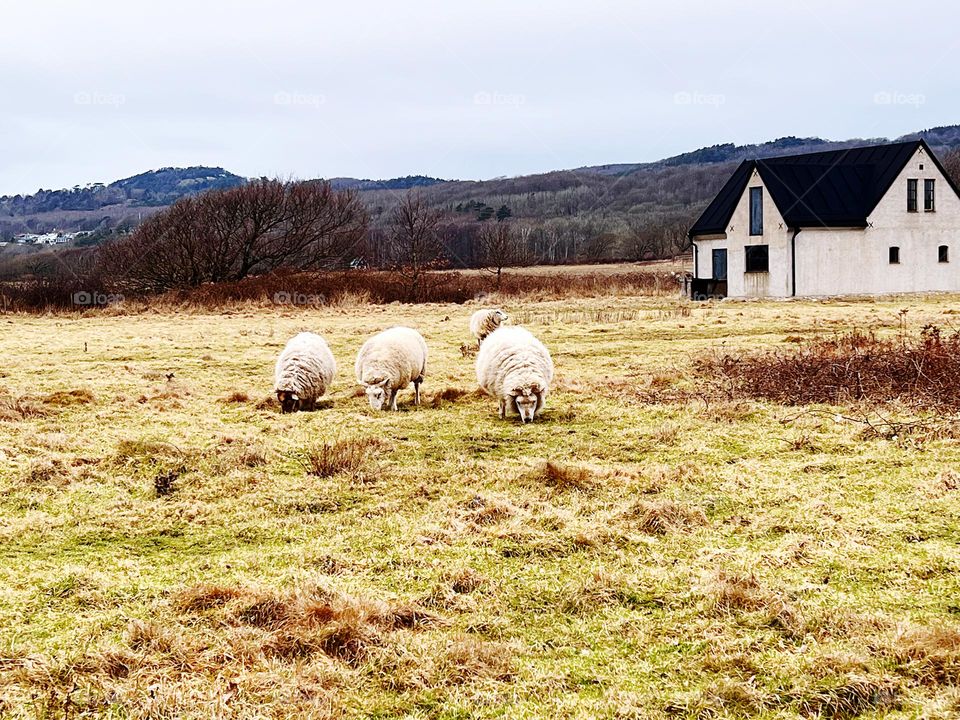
[3,126,959,259]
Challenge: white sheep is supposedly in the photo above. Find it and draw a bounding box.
[355,326,428,411]
[476,325,554,423]
[274,332,337,413]
[470,308,509,347]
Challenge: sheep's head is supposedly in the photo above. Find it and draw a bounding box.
[494,309,509,325]
[511,384,541,423]
[276,390,301,414]
[363,378,390,411]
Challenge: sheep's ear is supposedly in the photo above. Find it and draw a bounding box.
[291,393,299,401]
[379,379,390,388]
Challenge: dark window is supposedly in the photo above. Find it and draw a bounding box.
[745,244,769,272]
[749,187,763,236]
[925,179,936,211]
[940,245,949,263]
[908,179,918,212]
[889,246,900,264]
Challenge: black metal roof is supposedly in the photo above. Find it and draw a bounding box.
[689,140,955,237]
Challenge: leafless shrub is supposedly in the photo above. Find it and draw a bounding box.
[97,179,368,293]
[700,326,960,410]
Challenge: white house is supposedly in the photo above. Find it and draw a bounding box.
[687,140,960,298]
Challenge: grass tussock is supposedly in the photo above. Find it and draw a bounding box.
[220,390,251,404]
[885,625,960,686]
[701,326,960,409]
[529,461,597,492]
[42,388,95,407]
[18,458,74,488]
[703,571,801,633]
[0,390,48,421]
[624,499,706,535]
[2,583,447,716]
[304,437,386,478]
[427,386,470,408]
[793,677,901,719]
[460,495,517,527]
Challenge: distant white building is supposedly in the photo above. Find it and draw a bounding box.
[688,140,960,298]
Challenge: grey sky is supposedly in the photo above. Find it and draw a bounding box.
[1,0,957,195]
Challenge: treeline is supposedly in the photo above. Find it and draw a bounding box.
[0,179,688,309]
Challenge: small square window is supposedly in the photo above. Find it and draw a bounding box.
[939,245,949,263]
[745,244,769,272]
[889,246,900,264]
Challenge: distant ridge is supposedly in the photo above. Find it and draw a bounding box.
[2,125,958,240]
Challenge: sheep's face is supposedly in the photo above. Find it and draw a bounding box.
[364,380,389,411]
[495,309,509,326]
[277,390,301,414]
[512,387,539,423]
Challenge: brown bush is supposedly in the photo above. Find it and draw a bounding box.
[700,326,960,409]
[2,264,678,311]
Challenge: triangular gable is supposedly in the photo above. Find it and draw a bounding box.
[689,139,958,237]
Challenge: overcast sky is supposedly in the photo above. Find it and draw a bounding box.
[0,1,957,195]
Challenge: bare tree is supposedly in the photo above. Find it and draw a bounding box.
[97,180,367,292]
[385,191,445,301]
[944,149,960,187]
[477,221,531,288]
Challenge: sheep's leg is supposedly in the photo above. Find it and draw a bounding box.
[414,380,421,406]
[498,397,506,419]
[390,389,399,411]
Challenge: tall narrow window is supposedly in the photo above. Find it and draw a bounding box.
[889,246,900,264]
[749,187,763,236]
[908,179,918,212]
[745,244,769,272]
[925,179,936,212]
[939,245,949,263]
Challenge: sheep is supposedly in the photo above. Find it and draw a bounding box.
[355,326,428,411]
[476,325,554,423]
[274,332,337,413]
[470,308,509,347]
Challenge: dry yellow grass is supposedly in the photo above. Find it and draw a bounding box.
[1,292,960,717]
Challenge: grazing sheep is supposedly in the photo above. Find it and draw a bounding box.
[476,326,554,423]
[470,308,509,347]
[355,327,428,411]
[274,332,337,413]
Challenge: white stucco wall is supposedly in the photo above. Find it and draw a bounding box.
[694,170,792,298]
[694,147,960,298]
[795,148,960,296]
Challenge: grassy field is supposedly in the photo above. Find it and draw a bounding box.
[1,293,960,718]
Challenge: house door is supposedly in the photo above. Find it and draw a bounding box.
[712,249,728,281]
